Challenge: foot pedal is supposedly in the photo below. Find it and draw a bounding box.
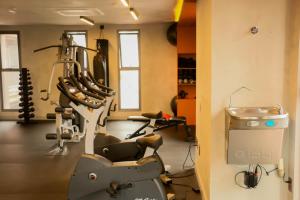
[61,133,72,140]
[46,133,57,140]
[106,182,133,198]
[167,193,175,200]
[47,145,68,156]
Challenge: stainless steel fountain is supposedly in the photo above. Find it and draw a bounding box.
[225,106,289,164]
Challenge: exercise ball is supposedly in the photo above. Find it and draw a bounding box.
[170,96,177,116]
[167,23,177,46]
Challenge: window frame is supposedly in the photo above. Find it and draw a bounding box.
[117,29,141,111]
[0,31,22,112]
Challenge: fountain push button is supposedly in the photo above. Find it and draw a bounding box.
[247,121,260,127]
[265,120,276,127]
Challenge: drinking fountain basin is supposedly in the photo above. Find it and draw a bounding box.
[225,106,289,164]
[226,106,288,129]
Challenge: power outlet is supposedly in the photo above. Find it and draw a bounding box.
[288,177,293,192]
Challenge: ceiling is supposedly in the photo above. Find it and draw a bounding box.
[0,0,177,25]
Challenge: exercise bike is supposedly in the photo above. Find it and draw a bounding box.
[67,74,150,162]
[65,74,174,188]
[57,77,174,200]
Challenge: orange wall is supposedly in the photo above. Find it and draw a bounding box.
[177,99,196,125]
[177,25,196,54]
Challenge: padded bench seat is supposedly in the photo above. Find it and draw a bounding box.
[128,115,150,121]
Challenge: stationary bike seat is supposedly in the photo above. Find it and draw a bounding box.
[136,133,163,151]
[142,111,163,119]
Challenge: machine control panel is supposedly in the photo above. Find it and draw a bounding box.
[228,118,287,129]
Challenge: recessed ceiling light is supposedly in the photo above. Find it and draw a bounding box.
[80,16,95,26]
[130,8,139,21]
[120,0,129,7]
[57,8,104,17]
[94,8,105,16]
[8,8,17,14]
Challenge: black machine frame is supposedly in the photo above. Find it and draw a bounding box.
[126,116,193,141]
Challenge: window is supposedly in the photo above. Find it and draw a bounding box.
[0,32,21,110]
[66,31,88,69]
[118,30,140,110]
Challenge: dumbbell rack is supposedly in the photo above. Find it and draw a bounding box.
[18,68,35,124]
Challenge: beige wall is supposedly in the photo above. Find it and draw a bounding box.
[196,0,293,199]
[284,0,300,199]
[0,23,177,119]
[195,0,212,199]
[211,0,287,199]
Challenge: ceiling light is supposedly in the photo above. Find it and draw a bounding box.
[8,8,17,14]
[129,8,139,21]
[80,16,95,26]
[57,8,104,17]
[120,0,129,7]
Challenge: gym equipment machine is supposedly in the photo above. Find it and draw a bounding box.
[33,33,97,155]
[64,74,174,188]
[68,73,114,135]
[77,71,116,134]
[56,77,173,200]
[70,72,174,187]
[71,71,179,186]
[127,112,193,141]
[66,74,148,162]
[18,68,35,124]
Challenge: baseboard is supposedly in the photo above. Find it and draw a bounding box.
[0,118,53,122]
[195,165,208,200]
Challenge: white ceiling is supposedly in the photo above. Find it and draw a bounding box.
[0,0,177,25]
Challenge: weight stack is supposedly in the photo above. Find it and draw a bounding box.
[18,68,35,124]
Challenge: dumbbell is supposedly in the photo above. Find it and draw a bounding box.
[18,113,35,119]
[19,102,34,107]
[20,97,32,102]
[19,91,33,95]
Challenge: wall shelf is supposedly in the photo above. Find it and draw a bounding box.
[178,68,196,70]
[176,9,196,126]
[178,83,196,86]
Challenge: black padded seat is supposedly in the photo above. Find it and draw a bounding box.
[127,115,150,121]
[136,133,163,151]
[94,134,122,151]
[142,111,163,119]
